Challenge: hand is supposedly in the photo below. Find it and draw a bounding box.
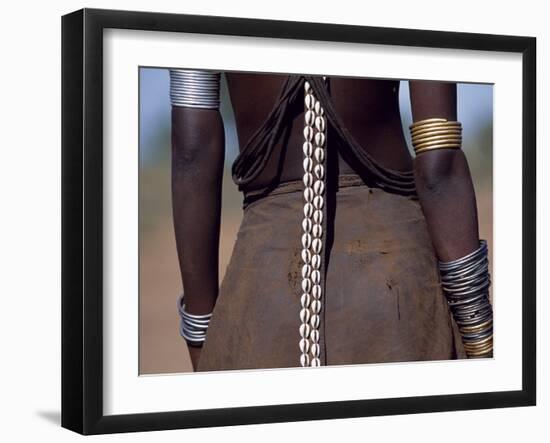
[188,345,202,372]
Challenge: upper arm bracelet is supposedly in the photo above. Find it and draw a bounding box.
[169,69,221,110]
[409,118,463,155]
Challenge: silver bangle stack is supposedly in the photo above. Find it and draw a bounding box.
[169,69,220,110]
[299,80,327,368]
[438,240,493,358]
[177,294,212,347]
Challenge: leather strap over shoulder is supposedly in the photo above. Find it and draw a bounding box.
[232,75,416,196]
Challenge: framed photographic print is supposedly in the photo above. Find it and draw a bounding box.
[61,8,536,435]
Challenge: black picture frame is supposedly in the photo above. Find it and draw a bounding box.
[61,8,536,435]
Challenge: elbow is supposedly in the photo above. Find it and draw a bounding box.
[171,108,225,170]
[171,141,224,184]
[172,141,203,169]
[414,149,467,194]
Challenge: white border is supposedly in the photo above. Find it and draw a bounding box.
[103,29,523,415]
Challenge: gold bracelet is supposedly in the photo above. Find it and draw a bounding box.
[463,335,493,348]
[412,130,462,142]
[412,131,462,142]
[411,122,461,132]
[414,144,462,155]
[467,344,494,357]
[414,137,463,149]
[409,117,448,128]
[410,122,461,135]
[460,319,493,333]
[410,118,463,155]
[464,338,493,350]
[465,342,493,353]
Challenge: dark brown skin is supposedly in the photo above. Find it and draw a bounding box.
[409,81,480,260]
[171,107,224,368]
[171,74,480,370]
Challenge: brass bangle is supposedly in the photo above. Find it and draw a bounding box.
[410,117,460,127]
[413,135,462,148]
[410,118,464,155]
[463,335,493,348]
[465,346,493,352]
[412,128,462,141]
[460,319,493,333]
[415,144,462,155]
[409,122,462,133]
[464,345,493,355]
[412,128,462,139]
[413,132,462,143]
[409,117,448,128]
[464,339,493,350]
[467,345,493,357]
[465,344,493,354]
[460,325,492,335]
[410,122,461,135]
[414,144,460,153]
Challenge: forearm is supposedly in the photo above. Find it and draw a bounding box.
[169,69,224,370]
[409,81,492,358]
[414,151,479,261]
[409,81,479,261]
[171,107,225,315]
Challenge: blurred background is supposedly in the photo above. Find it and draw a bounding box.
[139,68,493,375]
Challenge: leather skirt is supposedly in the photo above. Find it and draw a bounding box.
[196,174,466,372]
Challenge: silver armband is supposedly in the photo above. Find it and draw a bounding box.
[177,294,212,347]
[169,69,220,109]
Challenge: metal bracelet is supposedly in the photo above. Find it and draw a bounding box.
[438,240,487,269]
[409,118,463,155]
[438,240,493,358]
[177,294,212,347]
[169,69,221,109]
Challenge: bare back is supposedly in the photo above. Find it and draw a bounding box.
[225,73,413,191]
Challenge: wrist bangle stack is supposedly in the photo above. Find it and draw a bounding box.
[177,294,212,347]
[409,118,463,155]
[438,240,493,358]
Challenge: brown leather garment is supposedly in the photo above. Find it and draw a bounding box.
[197,175,466,372]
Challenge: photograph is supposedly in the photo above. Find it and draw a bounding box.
[138,68,494,374]
[2,0,545,440]
[60,8,536,434]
